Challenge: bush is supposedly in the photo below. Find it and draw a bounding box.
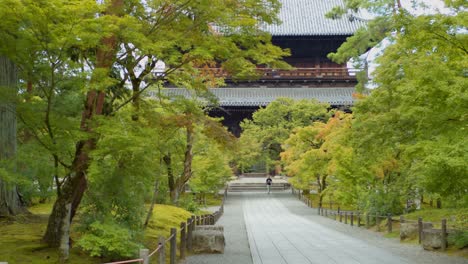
[77,221,142,260]
[178,195,199,213]
[448,231,468,249]
[365,189,404,216]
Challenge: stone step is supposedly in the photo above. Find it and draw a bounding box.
[228,184,290,192]
[229,183,286,186]
[241,173,267,177]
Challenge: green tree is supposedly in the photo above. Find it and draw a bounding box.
[1,0,288,256]
[241,98,330,173]
[325,1,467,212]
[281,112,352,208]
[190,132,233,201]
[0,56,27,216]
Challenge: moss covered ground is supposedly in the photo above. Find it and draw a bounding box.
[0,202,193,263]
[403,208,468,229]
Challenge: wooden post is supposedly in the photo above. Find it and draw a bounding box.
[158,236,166,264]
[187,217,194,251]
[357,212,361,227]
[366,214,370,228]
[345,212,348,224]
[180,222,186,260]
[196,215,200,225]
[418,217,423,244]
[441,219,447,251]
[338,206,341,214]
[325,209,328,217]
[350,212,354,226]
[170,228,177,264]
[387,214,392,233]
[139,248,149,264]
[339,212,343,222]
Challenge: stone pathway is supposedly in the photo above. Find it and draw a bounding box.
[186,193,252,264]
[187,191,468,264]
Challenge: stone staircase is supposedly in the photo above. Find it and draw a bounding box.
[228,177,290,192]
[241,173,267,178]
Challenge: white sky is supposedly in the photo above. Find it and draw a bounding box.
[401,0,448,14]
[352,0,451,85]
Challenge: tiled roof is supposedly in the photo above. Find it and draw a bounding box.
[263,0,366,36]
[156,87,356,107]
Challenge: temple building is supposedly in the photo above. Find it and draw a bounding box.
[161,0,365,136]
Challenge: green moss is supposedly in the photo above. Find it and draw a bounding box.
[144,205,192,247]
[28,202,53,215]
[0,202,193,264]
[203,193,223,206]
[144,204,192,263]
[0,215,100,264]
[404,208,468,229]
[307,193,356,211]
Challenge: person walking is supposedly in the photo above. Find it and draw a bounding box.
[266,176,272,194]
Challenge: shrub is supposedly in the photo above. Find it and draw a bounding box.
[77,221,142,260]
[178,195,199,213]
[448,231,468,249]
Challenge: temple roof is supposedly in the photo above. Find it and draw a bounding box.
[158,87,356,107]
[264,0,366,36]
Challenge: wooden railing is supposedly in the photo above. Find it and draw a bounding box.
[104,187,228,264]
[291,187,463,252]
[199,67,354,79]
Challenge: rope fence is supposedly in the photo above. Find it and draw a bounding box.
[104,186,228,264]
[291,187,466,251]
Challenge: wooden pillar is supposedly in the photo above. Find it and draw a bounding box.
[350,212,354,226]
[441,219,447,251]
[387,214,392,233]
[187,217,194,251]
[418,217,423,244]
[170,228,177,264]
[180,222,186,260]
[139,248,149,264]
[345,212,348,224]
[158,236,165,264]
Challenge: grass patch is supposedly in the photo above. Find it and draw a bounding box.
[1,202,194,264]
[306,193,356,211]
[384,231,400,239]
[0,202,100,264]
[403,208,468,229]
[144,204,192,263]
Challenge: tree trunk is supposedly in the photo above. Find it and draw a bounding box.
[144,176,160,228]
[0,56,27,216]
[176,126,194,197]
[42,0,124,251]
[163,153,177,204]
